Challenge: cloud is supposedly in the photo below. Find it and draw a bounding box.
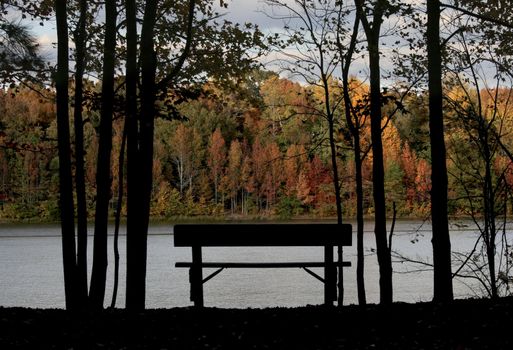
[222,0,285,31]
[37,34,54,46]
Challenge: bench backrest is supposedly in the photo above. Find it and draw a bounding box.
[173,223,352,247]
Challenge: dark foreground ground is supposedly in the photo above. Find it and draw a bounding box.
[1,297,513,349]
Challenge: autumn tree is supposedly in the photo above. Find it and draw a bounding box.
[208,128,226,203]
[259,75,311,145]
[225,139,243,213]
[263,141,283,210]
[169,123,202,195]
[284,144,307,197]
[240,154,254,215]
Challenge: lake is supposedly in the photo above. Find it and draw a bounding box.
[0,220,506,308]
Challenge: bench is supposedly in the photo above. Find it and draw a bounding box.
[173,223,352,307]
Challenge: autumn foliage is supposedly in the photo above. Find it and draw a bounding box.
[2,75,513,220]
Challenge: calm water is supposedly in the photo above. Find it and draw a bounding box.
[0,220,508,308]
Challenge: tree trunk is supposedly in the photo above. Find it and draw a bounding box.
[125,0,139,310]
[111,123,126,308]
[89,0,117,309]
[354,144,366,305]
[127,0,157,311]
[355,0,393,305]
[343,78,366,306]
[339,8,366,306]
[482,123,497,298]
[72,0,89,306]
[427,0,453,303]
[55,0,78,311]
[368,30,393,305]
[326,106,344,306]
[484,163,498,298]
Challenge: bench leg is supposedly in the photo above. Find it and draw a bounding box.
[337,245,344,307]
[191,246,204,307]
[324,246,337,306]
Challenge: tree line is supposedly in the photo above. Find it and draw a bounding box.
[3,76,508,220]
[1,0,513,309]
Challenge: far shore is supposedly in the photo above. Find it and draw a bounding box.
[0,214,500,226]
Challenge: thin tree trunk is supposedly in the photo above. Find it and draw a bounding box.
[214,178,218,203]
[482,126,497,298]
[339,7,366,306]
[111,123,126,308]
[125,0,139,310]
[73,0,89,306]
[89,0,117,309]
[354,144,366,305]
[360,1,393,304]
[326,112,344,306]
[485,172,498,298]
[355,0,393,304]
[427,0,453,303]
[55,0,78,311]
[368,31,392,305]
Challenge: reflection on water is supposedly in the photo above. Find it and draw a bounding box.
[0,220,509,308]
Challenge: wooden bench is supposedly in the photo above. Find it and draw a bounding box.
[173,223,352,307]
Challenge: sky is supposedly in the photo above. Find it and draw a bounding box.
[22,0,384,84]
[27,0,321,81]
[221,0,279,29]
[32,0,276,53]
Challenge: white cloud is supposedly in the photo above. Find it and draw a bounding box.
[37,34,54,46]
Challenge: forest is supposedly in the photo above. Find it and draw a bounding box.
[1,0,513,311]
[2,74,513,221]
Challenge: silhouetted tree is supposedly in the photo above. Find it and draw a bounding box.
[337,6,367,306]
[443,13,513,297]
[355,0,393,305]
[427,0,453,303]
[55,0,79,311]
[71,0,89,307]
[124,0,139,310]
[89,0,117,309]
[0,20,44,84]
[126,0,159,311]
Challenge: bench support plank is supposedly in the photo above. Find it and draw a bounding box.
[203,268,225,284]
[302,267,325,283]
[176,261,352,268]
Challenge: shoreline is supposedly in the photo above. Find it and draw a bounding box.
[1,297,512,349]
[0,215,504,226]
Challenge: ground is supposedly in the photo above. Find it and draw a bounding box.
[1,297,512,349]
